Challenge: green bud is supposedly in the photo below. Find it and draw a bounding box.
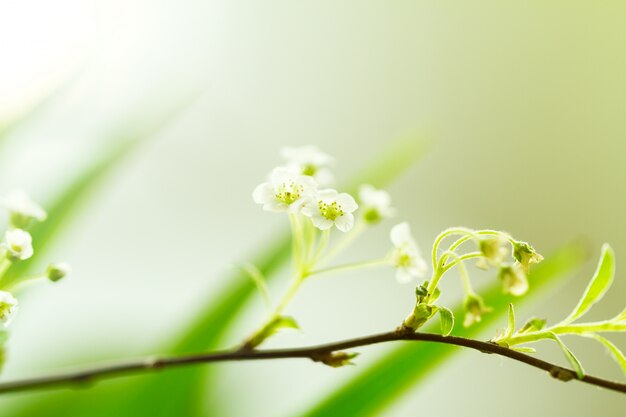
[463,293,492,327]
[47,263,71,282]
[404,303,436,330]
[314,351,359,368]
[513,241,544,273]
[499,264,529,296]
[519,317,547,334]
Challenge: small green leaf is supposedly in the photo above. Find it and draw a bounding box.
[504,303,516,339]
[587,333,626,377]
[562,243,615,324]
[548,332,585,379]
[437,306,454,336]
[315,352,360,368]
[519,317,547,334]
[247,316,300,348]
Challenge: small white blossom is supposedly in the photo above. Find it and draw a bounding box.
[281,146,333,185]
[513,241,544,273]
[463,293,493,327]
[0,291,17,324]
[476,236,508,270]
[390,222,427,283]
[2,190,47,228]
[499,263,529,296]
[253,167,317,213]
[47,262,72,282]
[3,229,34,261]
[359,184,396,224]
[301,189,358,232]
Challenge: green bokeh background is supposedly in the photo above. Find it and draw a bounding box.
[1,1,625,415]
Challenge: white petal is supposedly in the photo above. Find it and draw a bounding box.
[390,222,412,246]
[311,215,333,230]
[334,212,355,232]
[395,268,414,284]
[317,189,338,203]
[252,183,275,204]
[314,168,334,186]
[336,193,358,212]
[300,202,317,217]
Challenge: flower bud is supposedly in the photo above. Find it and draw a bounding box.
[463,293,492,327]
[47,263,71,282]
[499,263,529,296]
[1,191,47,229]
[513,241,544,273]
[3,229,34,261]
[0,291,17,323]
[476,237,507,269]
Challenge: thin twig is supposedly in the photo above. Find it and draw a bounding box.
[0,330,625,394]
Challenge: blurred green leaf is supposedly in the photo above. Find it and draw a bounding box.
[296,242,587,417]
[3,137,430,417]
[504,303,515,339]
[562,243,614,325]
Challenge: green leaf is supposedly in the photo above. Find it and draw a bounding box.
[437,306,454,336]
[518,317,547,334]
[2,137,430,417]
[295,242,587,417]
[561,243,615,325]
[587,333,626,377]
[247,316,300,349]
[547,332,585,379]
[504,303,515,339]
[510,346,536,353]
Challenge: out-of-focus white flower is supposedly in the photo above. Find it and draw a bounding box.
[301,189,358,232]
[499,263,529,296]
[463,292,493,327]
[0,291,17,324]
[3,229,34,261]
[476,236,508,270]
[281,146,334,185]
[1,190,47,228]
[253,167,318,213]
[390,222,427,283]
[47,262,72,282]
[358,184,396,224]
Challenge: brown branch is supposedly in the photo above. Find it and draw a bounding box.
[0,329,625,395]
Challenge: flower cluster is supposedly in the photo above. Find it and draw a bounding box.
[0,191,71,328]
[247,146,428,348]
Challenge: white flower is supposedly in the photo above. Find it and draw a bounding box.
[253,167,318,213]
[499,263,528,296]
[513,241,544,273]
[0,291,17,324]
[281,146,334,185]
[358,184,396,223]
[301,189,358,232]
[463,292,493,327]
[390,222,427,283]
[3,229,34,261]
[2,190,47,228]
[476,236,508,270]
[47,262,72,282]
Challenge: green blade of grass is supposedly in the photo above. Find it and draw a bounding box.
[295,241,587,417]
[3,136,430,417]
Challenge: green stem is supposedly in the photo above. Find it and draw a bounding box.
[430,228,475,272]
[308,258,389,278]
[441,251,474,294]
[308,229,330,270]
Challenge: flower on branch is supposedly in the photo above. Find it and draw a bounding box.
[301,189,358,232]
[390,222,427,283]
[463,292,493,327]
[253,167,318,213]
[280,146,333,185]
[358,184,396,224]
[499,263,529,296]
[513,241,544,273]
[0,292,17,324]
[3,229,34,261]
[476,236,508,270]
[1,191,47,229]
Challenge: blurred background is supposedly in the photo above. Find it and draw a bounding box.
[1,0,626,415]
